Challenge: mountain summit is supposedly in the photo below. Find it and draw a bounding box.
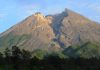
[0,9,100,53]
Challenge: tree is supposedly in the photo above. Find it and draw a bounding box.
[4,48,11,57]
[4,48,11,64]
[11,46,21,70]
[12,46,21,58]
[0,52,3,64]
[21,49,31,60]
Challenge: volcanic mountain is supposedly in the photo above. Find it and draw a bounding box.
[0,9,100,57]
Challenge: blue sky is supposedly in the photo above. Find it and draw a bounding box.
[0,0,100,33]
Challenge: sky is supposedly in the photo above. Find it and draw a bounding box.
[0,0,100,33]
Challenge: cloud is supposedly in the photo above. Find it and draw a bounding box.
[0,13,6,18]
[86,3,100,13]
[21,4,40,15]
[15,0,33,5]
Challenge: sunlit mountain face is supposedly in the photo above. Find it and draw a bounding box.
[0,9,100,58]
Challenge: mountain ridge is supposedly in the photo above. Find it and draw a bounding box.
[0,9,100,56]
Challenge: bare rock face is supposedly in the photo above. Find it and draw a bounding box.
[0,9,100,52]
[50,9,100,48]
[0,12,61,51]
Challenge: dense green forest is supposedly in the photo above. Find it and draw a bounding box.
[0,46,100,70]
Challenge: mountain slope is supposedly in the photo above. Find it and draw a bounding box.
[0,9,100,54]
[0,13,60,51]
[51,9,100,48]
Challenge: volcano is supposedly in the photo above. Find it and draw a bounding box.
[0,9,100,58]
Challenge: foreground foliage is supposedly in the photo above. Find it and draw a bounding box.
[0,46,100,70]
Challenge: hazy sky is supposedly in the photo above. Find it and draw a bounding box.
[0,0,100,32]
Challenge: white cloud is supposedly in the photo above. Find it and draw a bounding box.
[0,13,6,18]
[87,3,100,13]
[24,4,41,15]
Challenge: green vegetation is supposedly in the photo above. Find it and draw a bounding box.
[48,51,67,59]
[63,42,100,58]
[0,34,30,48]
[77,42,100,58]
[0,42,100,70]
[0,46,100,70]
[32,49,47,59]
